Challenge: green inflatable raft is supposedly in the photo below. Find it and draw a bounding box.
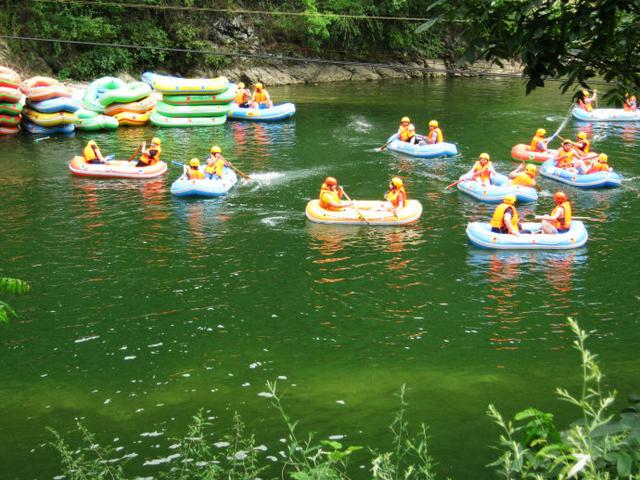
[155,101,231,118]
[149,111,227,128]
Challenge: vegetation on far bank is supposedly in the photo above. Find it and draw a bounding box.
[1,1,638,101]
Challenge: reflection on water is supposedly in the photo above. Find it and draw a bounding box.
[467,249,588,350]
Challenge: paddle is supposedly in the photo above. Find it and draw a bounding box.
[224,158,252,180]
[376,134,397,152]
[342,190,371,225]
[547,102,575,144]
[446,167,488,189]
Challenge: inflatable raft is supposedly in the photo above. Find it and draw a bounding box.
[539,159,622,189]
[68,156,167,179]
[170,167,238,198]
[155,101,230,118]
[104,96,155,115]
[74,110,119,131]
[0,87,22,103]
[466,221,588,250]
[510,144,558,164]
[0,125,20,135]
[22,107,76,126]
[457,172,538,203]
[149,111,227,128]
[141,72,229,94]
[20,77,72,101]
[0,66,21,89]
[27,96,81,113]
[305,199,423,225]
[572,106,640,122]
[0,113,20,127]
[22,119,74,135]
[385,134,458,158]
[162,88,236,106]
[113,111,149,126]
[228,103,296,121]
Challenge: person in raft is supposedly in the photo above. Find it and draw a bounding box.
[423,120,443,144]
[587,153,612,173]
[464,152,496,185]
[554,140,580,169]
[490,194,524,235]
[184,158,205,180]
[397,116,417,144]
[319,176,352,211]
[82,140,108,164]
[577,90,596,112]
[204,145,227,179]
[537,191,572,234]
[251,82,273,109]
[384,177,406,213]
[530,128,547,152]
[508,163,538,188]
[573,131,593,158]
[137,137,162,167]
[234,82,251,108]
[624,93,637,112]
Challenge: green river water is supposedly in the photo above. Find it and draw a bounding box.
[1,78,639,479]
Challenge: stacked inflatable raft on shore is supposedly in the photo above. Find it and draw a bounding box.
[82,77,154,128]
[21,76,78,135]
[142,72,234,127]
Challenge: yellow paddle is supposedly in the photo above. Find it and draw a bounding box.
[342,190,371,225]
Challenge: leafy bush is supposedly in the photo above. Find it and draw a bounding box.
[0,277,30,325]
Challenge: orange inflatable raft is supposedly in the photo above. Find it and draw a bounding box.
[68,156,167,179]
[510,144,558,164]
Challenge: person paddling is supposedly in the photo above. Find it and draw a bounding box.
[234,82,251,108]
[537,191,572,234]
[82,140,108,164]
[318,177,352,211]
[204,145,227,180]
[397,116,417,144]
[251,82,273,109]
[137,137,162,167]
[586,153,612,174]
[530,128,547,152]
[489,194,521,236]
[464,153,495,185]
[184,158,205,180]
[509,163,538,188]
[624,93,637,112]
[384,177,406,214]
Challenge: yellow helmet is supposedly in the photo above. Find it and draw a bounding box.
[151,137,161,145]
[401,116,410,123]
[324,176,338,186]
[503,194,516,205]
[255,82,263,89]
[577,132,588,140]
[210,145,222,154]
[598,153,608,163]
[391,176,403,188]
[536,128,546,136]
[237,82,245,89]
[189,158,200,167]
[582,90,590,96]
[428,120,438,127]
[525,164,537,176]
[479,152,490,161]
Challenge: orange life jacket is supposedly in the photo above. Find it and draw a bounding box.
[490,203,519,233]
[510,172,535,187]
[399,124,415,142]
[624,96,637,112]
[575,139,590,154]
[139,146,162,166]
[205,158,225,177]
[234,88,250,105]
[556,150,574,168]
[318,183,343,210]
[530,135,546,152]
[587,161,609,174]
[473,161,492,182]
[386,187,406,207]
[187,167,205,180]
[427,127,443,144]
[254,90,269,103]
[551,202,571,230]
[83,141,98,162]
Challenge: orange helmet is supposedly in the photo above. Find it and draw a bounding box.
[324,176,338,186]
[554,191,567,204]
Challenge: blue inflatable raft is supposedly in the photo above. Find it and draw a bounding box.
[466,221,588,250]
[457,172,538,203]
[385,134,458,158]
[27,97,81,113]
[228,103,296,121]
[22,119,75,135]
[539,160,622,189]
[572,106,640,122]
[170,167,238,198]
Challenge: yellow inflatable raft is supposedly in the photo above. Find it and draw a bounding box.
[113,111,150,126]
[305,199,423,226]
[22,107,77,126]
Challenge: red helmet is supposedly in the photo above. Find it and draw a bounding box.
[324,176,338,186]
[554,191,567,204]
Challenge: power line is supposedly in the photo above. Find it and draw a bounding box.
[0,34,527,79]
[33,0,432,22]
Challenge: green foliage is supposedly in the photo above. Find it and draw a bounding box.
[488,317,640,479]
[0,277,30,325]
